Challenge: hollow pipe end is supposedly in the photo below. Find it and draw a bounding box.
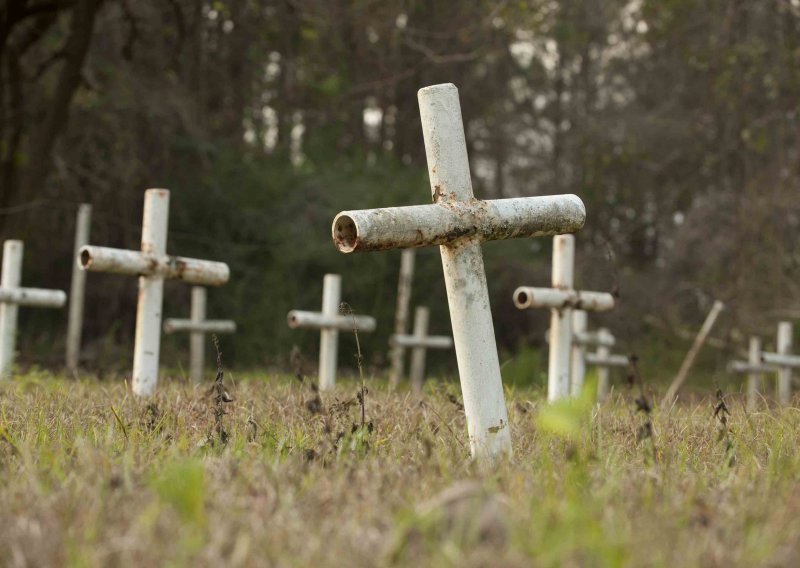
[513,287,532,309]
[286,311,301,328]
[78,247,93,269]
[332,213,359,253]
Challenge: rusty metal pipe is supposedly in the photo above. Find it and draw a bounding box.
[79,246,229,287]
[332,195,585,253]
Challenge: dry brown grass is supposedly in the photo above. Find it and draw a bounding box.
[1,371,800,567]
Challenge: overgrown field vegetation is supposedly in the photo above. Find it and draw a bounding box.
[1,369,799,567]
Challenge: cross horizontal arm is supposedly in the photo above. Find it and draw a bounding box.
[332,195,585,253]
[727,360,774,374]
[390,334,453,349]
[163,319,236,334]
[287,310,377,332]
[762,351,800,369]
[585,352,629,367]
[0,287,66,308]
[514,287,615,311]
[79,246,229,286]
[574,330,616,347]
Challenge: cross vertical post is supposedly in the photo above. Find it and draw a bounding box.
[389,249,416,388]
[570,309,588,396]
[418,84,510,458]
[550,235,575,400]
[0,241,22,377]
[596,328,613,401]
[777,321,793,405]
[133,189,169,396]
[746,337,762,410]
[66,203,92,371]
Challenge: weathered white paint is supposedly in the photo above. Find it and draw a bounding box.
[332,85,585,460]
[287,274,375,391]
[66,203,91,371]
[79,246,229,286]
[0,240,67,378]
[777,321,794,405]
[584,352,629,367]
[570,310,588,396]
[389,306,453,392]
[513,287,615,311]
[596,328,614,402]
[389,249,416,388]
[163,286,236,383]
[333,195,586,252]
[80,189,230,396]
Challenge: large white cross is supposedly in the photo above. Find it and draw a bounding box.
[79,189,230,396]
[331,83,585,460]
[514,234,615,402]
[0,240,67,377]
[287,273,376,391]
[760,321,796,405]
[727,336,772,410]
[163,286,236,383]
[388,249,416,388]
[389,305,453,392]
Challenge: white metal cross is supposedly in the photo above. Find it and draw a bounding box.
[760,321,796,405]
[727,336,772,410]
[79,189,230,396]
[66,203,91,371]
[163,286,236,383]
[0,240,67,377]
[287,273,376,391]
[331,83,585,460]
[388,249,416,388]
[514,234,615,402]
[389,305,453,392]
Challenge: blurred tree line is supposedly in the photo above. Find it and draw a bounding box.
[1,0,799,380]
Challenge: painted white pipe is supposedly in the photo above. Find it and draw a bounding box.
[163,319,237,334]
[548,234,575,401]
[417,84,511,460]
[390,334,453,349]
[596,328,614,402]
[760,352,800,368]
[776,321,794,405]
[574,330,616,347]
[747,337,764,410]
[585,352,629,367]
[318,274,341,391]
[287,310,377,332]
[66,203,91,370]
[0,240,67,378]
[132,189,169,396]
[389,249,416,388]
[513,287,615,311]
[333,194,585,252]
[0,240,22,378]
[79,246,229,286]
[409,306,431,393]
[570,310,587,395]
[0,287,66,307]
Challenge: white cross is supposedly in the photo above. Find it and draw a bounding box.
[759,321,796,405]
[388,249,416,388]
[390,306,453,392]
[163,286,236,383]
[727,336,772,410]
[331,83,585,460]
[79,189,230,396]
[514,234,615,402]
[66,203,91,371]
[287,273,376,391]
[0,240,66,377]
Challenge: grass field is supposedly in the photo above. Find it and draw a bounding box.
[1,369,799,567]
